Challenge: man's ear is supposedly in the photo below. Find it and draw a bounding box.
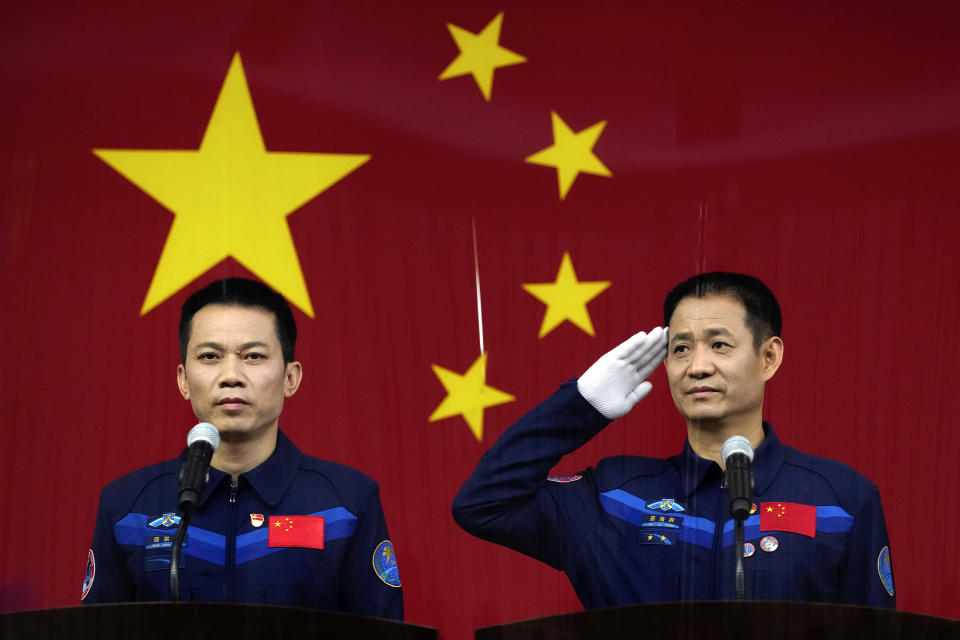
[284,361,303,398]
[760,336,784,382]
[177,363,190,400]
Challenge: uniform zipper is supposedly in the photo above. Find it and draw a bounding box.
[226,479,239,600]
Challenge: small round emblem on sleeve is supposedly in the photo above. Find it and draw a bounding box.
[81,549,95,600]
[373,540,401,588]
[877,545,894,596]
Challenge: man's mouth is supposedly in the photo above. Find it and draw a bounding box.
[217,398,249,410]
[687,386,719,398]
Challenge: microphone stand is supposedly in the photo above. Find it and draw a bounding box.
[734,516,746,601]
[168,505,195,602]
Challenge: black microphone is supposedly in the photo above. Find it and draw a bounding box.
[721,435,754,521]
[177,422,221,510]
[170,422,220,601]
[722,435,754,601]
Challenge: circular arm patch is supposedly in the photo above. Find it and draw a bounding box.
[372,540,401,588]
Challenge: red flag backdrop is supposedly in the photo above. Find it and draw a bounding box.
[2,3,959,638]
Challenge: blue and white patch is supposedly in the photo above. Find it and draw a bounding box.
[547,474,582,483]
[743,542,755,557]
[646,498,685,512]
[148,513,181,528]
[145,534,183,572]
[372,540,401,588]
[760,535,779,552]
[641,514,683,529]
[81,549,95,600]
[877,545,894,596]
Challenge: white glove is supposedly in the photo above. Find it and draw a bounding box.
[577,326,669,419]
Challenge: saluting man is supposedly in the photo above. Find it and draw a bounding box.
[453,272,895,607]
[83,278,402,618]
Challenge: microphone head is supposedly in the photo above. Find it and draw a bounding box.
[721,435,754,463]
[186,422,221,451]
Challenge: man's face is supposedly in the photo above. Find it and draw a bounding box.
[177,304,301,441]
[665,295,780,426]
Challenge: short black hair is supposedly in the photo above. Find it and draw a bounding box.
[179,278,297,364]
[663,272,781,349]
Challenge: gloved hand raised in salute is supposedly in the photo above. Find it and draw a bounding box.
[576,326,668,419]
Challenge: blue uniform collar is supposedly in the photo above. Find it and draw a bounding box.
[194,429,303,507]
[671,422,786,497]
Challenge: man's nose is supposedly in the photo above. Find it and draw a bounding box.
[218,354,245,387]
[687,344,715,378]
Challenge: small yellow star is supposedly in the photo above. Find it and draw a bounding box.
[439,12,526,101]
[526,111,611,199]
[94,52,370,316]
[428,352,515,441]
[522,252,611,338]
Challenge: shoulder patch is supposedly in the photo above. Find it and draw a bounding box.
[372,540,401,588]
[81,549,95,600]
[877,545,894,596]
[547,474,582,483]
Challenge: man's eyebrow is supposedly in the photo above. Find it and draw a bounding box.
[191,341,270,351]
[669,327,733,343]
[192,341,223,351]
[704,327,733,338]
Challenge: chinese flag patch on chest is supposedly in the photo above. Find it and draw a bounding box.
[267,516,325,549]
[760,502,816,538]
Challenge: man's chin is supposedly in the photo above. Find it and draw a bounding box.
[679,406,726,424]
[215,422,274,443]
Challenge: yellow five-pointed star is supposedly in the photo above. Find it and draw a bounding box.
[94,52,370,316]
[439,12,526,101]
[428,353,515,442]
[523,252,611,338]
[525,111,612,199]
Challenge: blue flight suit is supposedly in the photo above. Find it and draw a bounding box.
[83,430,403,619]
[452,381,895,608]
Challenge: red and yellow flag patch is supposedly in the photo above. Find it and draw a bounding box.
[267,515,325,549]
[760,502,816,538]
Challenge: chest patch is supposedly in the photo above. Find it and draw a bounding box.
[646,498,685,512]
[147,513,180,529]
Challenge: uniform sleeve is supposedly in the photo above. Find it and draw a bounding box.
[451,380,610,569]
[840,485,896,608]
[82,491,135,603]
[339,482,403,620]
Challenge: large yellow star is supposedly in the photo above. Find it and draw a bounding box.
[94,52,370,316]
[525,111,612,199]
[522,252,611,338]
[438,12,526,101]
[428,353,515,441]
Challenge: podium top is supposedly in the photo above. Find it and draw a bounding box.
[476,601,960,640]
[0,602,437,640]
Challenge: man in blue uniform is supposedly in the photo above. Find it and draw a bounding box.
[83,278,403,619]
[453,272,895,608]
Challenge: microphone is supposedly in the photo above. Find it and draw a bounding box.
[721,435,754,521]
[177,422,221,511]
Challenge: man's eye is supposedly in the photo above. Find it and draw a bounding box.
[198,353,218,361]
[673,345,689,354]
[245,352,265,360]
[712,342,730,349]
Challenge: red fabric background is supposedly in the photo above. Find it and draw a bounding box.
[2,3,958,639]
